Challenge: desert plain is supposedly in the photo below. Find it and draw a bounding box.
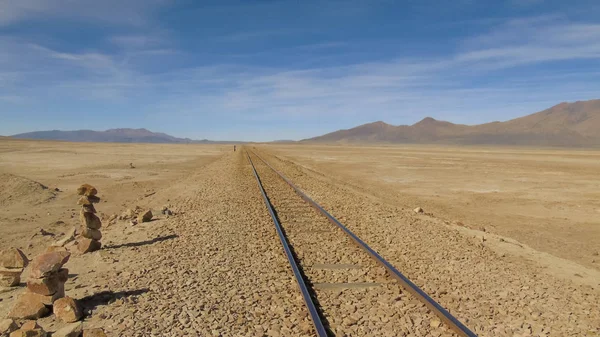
[0,138,599,336]
[263,143,600,273]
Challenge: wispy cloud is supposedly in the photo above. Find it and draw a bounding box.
[109,35,163,49]
[456,16,600,68]
[1,9,599,140]
[0,0,169,26]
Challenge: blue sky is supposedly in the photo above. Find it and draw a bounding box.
[0,0,599,141]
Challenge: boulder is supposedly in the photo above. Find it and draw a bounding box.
[1,248,29,269]
[82,329,106,337]
[414,207,424,214]
[80,228,102,241]
[80,212,102,230]
[7,292,50,319]
[29,251,70,279]
[0,319,18,336]
[137,210,153,223]
[26,269,68,295]
[77,238,101,254]
[53,322,82,337]
[76,184,97,197]
[53,297,82,323]
[0,268,22,287]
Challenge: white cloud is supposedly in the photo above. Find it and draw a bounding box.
[0,0,169,26]
[456,16,600,68]
[1,13,600,140]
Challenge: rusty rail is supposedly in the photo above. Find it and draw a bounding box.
[249,150,478,337]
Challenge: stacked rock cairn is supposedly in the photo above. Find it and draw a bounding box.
[8,251,70,320]
[0,248,28,288]
[76,184,102,253]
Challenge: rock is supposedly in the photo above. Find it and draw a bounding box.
[20,322,39,331]
[161,205,174,215]
[138,210,153,223]
[430,318,442,328]
[414,207,424,214]
[77,238,101,253]
[0,319,18,335]
[26,269,68,295]
[107,214,118,224]
[0,268,22,287]
[53,297,82,323]
[80,228,102,240]
[161,206,173,216]
[17,286,65,306]
[76,184,97,197]
[76,196,91,206]
[46,246,68,253]
[0,248,29,269]
[7,292,50,319]
[53,322,82,337]
[82,329,106,337]
[29,251,70,279]
[81,204,96,214]
[80,212,102,230]
[120,209,135,220]
[38,229,54,237]
[9,327,47,337]
[87,196,100,204]
[52,228,77,247]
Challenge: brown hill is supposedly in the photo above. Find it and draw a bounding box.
[306,99,600,147]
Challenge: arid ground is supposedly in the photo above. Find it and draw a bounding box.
[0,139,226,257]
[1,139,599,336]
[265,144,600,273]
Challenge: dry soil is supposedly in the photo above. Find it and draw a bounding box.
[0,139,598,336]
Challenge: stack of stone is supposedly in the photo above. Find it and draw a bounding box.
[76,184,102,253]
[0,248,28,288]
[8,251,70,320]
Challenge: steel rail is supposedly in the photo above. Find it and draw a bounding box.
[246,152,329,337]
[250,150,478,337]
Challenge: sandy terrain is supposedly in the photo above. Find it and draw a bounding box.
[264,144,600,272]
[0,139,598,336]
[0,138,227,257]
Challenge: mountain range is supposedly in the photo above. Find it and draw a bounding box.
[305,99,600,147]
[7,99,600,147]
[10,128,225,144]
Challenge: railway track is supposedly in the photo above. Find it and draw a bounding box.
[246,150,477,337]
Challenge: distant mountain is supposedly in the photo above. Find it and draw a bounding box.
[11,128,222,144]
[305,99,600,147]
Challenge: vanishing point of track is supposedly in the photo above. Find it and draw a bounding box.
[246,150,477,337]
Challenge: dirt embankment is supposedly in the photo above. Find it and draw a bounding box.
[0,173,57,207]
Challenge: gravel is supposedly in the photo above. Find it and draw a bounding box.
[88,153,312,336]
[251,153,456,336]
[257,149,600,337]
